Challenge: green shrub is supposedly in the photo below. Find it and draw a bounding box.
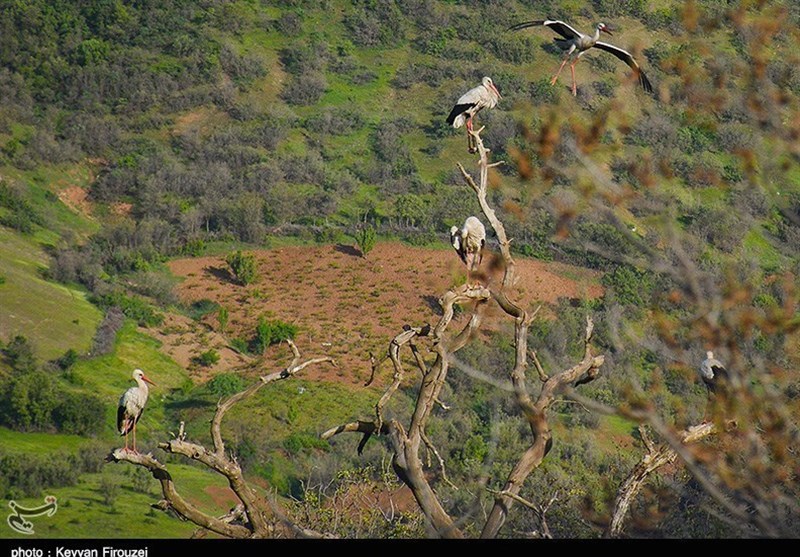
[55,348,79,371]
[251,317,297,354]
[283,432,330,455]
[207,373,245,398]
[601,265,656,307]
[52,391,105,436]
[0,452,82,499]
[187,298,220,321]
[217,306,229,334]
[226,250,258,286]
[2,335,37,373]
[194,349,220,367]
[354,225,377,259]
[93,292,164,327]
[230,337,249,354]
[0,371,57,431]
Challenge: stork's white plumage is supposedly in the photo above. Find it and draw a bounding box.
[508,19,653,96]
[450,216,486,286]
[446,77,501,153]
[117,368,155,453]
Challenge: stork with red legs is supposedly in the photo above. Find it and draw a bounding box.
[117,368,155,453]
[508,19,653,96]
[446,76,502,153]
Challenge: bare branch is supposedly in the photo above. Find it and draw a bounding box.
[605,422,716,538]
[421,430,457,490]
[106,449,251,539]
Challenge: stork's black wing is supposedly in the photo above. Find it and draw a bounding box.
[711,365,729,383]
[117,405,130,435]
[456,247,468,266]
[507,18,583,40]
[446,103,476,125]
[594,41,654,94]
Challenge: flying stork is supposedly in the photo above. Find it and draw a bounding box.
[451,216,486,286]
[508,19,653,97]
[446,76,502,153]
[699,351,729,397]
[117,368,155,453]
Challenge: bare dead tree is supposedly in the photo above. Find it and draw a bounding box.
[323,126,606,538]
[106,340,337,539]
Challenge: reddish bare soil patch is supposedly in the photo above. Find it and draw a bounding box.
[330,481,418,519]
[167,243,602,385]
[204,485,240,510]
[110,201,132,216]
[57,185,94,218]
[141,312,251,382]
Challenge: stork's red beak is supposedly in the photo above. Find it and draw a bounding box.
[491,83,502,99]
[142,375,156,386]
[601,26,613,36]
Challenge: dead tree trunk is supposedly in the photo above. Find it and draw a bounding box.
[605,423,715,538]
[324,126,605,538]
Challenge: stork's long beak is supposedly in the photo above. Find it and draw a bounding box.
[142,375,156,386]
[491,83,502,99]
[601,26,613,36]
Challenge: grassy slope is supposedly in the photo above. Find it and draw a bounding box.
[1,463,227,539]
[0,227,102,361]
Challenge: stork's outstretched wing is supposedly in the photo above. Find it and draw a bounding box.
[507,18,584,40]
[594,41,654,93]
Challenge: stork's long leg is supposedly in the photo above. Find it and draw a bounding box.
[467,117,476,153]
[132,422,138,454]
[570,60,578,96]
[550,56,570,86]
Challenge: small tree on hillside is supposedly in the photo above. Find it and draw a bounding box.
[226,250,258,286]
[354,225,376,259]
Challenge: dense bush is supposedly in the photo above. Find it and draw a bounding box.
[252,317,297,354]
[0,182,43,234]
[226,250,259,286]
[281,72,327,106]
[51,391,105,436]
[207,373,246,398]
[194,349,220,367]
[354,225,377,258]
[0,452,83,499]
[601,264,656,307]
[93,291,164,327]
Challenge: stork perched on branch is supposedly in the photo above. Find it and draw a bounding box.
[117,369,155,453]
[446,77,502,153]
[451,216,486,286]
[508,19,653,96]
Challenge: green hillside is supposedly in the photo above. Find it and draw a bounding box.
[0,227,101,361]
[0,0,797,540]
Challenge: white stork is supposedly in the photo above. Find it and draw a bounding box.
[508,19,653,96]
[117,368,155,453]
[451,216,486,286]
[446,76,502,153]
[699,351,729,397]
